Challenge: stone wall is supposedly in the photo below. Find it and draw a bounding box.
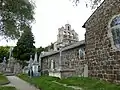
[41,53,60,75]
[0,58,22,74]
[41,42,85,78]
[61,45,85,76]
[84,0,120,83]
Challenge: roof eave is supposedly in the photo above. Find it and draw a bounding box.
[82,0,105,29]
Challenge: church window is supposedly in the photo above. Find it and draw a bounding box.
[63,31,66,35]
[79,48,85,59]
[110,15,120,49]
[51,60,55,70]
[68,26,70,30]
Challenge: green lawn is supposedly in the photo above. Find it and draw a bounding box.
[0,73,17,90]
[0,73,9,85]
[57,77,120,90]
[17,74,74,90]
[0,86,16,90]
[18,74,120,90]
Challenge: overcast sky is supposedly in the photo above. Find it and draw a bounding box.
[0,0,93,48]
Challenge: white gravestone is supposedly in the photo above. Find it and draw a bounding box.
[83,64,88,77]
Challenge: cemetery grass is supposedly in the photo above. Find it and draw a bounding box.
[17,74,74,90]
[0,73,17,90]
[57,77,120,90]
[18,74,120,90]
[0,86,16,90]
[0,73,9,85]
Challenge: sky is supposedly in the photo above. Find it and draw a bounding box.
[0,0,93,48]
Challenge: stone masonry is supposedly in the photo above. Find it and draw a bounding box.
[83,0,120,83]
[41,40,85,78]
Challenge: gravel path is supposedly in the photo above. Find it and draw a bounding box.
[6,76,39,90]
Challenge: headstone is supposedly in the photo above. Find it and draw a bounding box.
[83,64,88,77]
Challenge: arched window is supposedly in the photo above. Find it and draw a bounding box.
[51,60,55,70]
[63,31,67,36]
[79,48,85,59]
[68,26,70,30]
[110,15,120,49]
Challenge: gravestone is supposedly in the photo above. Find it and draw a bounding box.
[83,64,88,77]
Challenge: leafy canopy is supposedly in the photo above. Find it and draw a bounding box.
[72,0,103,9]
[0,46,10,63]
[0,0,35,40]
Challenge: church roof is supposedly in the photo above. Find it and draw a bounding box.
[41,40,85,58]
[82,0,105,28]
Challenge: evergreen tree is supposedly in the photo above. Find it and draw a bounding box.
[13,26,35,61]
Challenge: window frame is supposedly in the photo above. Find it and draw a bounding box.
[108,14,120,51]
[79,48,85,59]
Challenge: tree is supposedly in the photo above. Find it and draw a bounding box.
[72,0,102,9]
[44,43,54,52]
[0,46,10,63]
[0,0,35,40]
[36,46,45,59]
[13,26,35,62]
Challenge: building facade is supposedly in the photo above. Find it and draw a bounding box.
[41,40,86,78]
[83,0,120,83]
[40,24,87,78]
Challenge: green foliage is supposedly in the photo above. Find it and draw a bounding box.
[13,27,35,62]
[0,0,35,39]
[0,46,10,63]
[72,0,102,9]
[0,86,16,90]
[0,73,9,85]
[44,43,54,52]
[36,46,44,59]
[37,42,54,57]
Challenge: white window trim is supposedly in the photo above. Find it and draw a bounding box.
[108,14,120,51]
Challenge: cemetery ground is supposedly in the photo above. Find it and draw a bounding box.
[0,73,16,90]
[18,74,120,90]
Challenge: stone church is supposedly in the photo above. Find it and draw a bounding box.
[40,0,120,82]
[83,0,120,83]
[40,24,87,78]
